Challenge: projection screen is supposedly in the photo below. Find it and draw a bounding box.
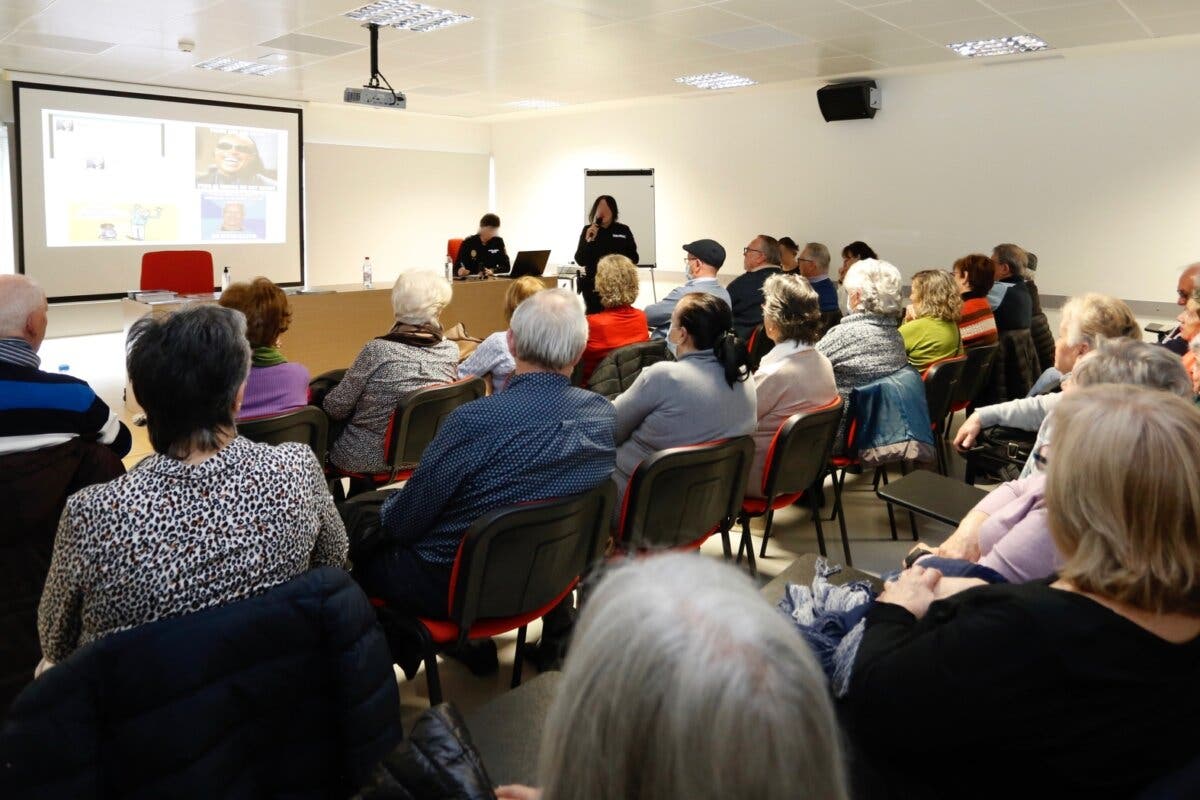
[14,82,304,301]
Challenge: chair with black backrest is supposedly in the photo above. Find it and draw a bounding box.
[614,437,755,569]
[237,405,329,463]
[333,377,486,497]
[408,481,615,706]
[945,344,999,434]
[745,324,775,372]
[586,339,672,400]
[739,400,846,566]
[922,355,967,475]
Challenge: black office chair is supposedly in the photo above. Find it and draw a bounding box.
[739,401,845,567]
[923,356,967,475]
[331,377,486,497]
[745,324,775,372]
[946,344,999,430]
[615,437,754,566]
[237,405,329,462]
[406,482,615,706]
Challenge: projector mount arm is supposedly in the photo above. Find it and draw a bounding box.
[364,22,398,100]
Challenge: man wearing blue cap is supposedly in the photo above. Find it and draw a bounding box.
[645,239,732,339]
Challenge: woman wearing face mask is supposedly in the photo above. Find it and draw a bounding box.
[574,195,639,315]
[611,293,756,516]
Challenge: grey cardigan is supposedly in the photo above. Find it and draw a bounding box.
[612,350,757,500]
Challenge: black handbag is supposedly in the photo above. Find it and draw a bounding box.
[963,425,1037,484]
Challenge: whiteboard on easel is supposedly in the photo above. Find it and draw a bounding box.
[583,168,655,268]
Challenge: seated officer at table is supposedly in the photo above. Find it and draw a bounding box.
[455,213,511,277]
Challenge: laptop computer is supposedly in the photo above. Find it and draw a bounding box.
[508,250,551,278]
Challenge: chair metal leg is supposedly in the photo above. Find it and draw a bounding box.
[831,471,852,567]
[827,468,845,521]
[736,516,757,577]
[422,635,443,707]
[808,485,827,558]
[879,466,899,541]
[511,625,527,689]
[722,518,735,560]
[758,506,776,559]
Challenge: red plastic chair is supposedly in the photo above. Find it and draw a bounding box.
[140,251,215,294]
[447,238,464,263]
[738,400,844,569]
[404,482,615,705]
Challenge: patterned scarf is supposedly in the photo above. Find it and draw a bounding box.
[377,321,445,348]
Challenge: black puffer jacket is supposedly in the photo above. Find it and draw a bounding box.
[0,567,401,799]
[1026,280,1056,376]
[587,339,673,399]
[361,704,496,800]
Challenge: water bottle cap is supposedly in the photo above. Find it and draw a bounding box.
[58,364,69,372]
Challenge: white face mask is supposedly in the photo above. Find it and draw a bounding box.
[684,259,695,281]
[666,324,680,356]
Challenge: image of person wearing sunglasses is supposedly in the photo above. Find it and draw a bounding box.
[195,131,277,188]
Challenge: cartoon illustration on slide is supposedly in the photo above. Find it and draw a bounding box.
[85,156,105,170]
[98,223,117,240]
[195,128,278,189]
[201,194,266,241]
[128,205,162,240]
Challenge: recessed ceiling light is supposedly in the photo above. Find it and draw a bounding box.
[948,34,1049,58]
[675,72,757,90]
[506,99,565,110]
[195,57,285,76]
[345,2,473,33]
[258,53,289,63]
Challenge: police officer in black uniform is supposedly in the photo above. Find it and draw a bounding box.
[455,213,511,276]
[574,195,638,314]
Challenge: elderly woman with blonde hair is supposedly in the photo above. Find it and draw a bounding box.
[578,254,649,382]
[900,269,964,371]
[496,554,848,800]
[843,384,1200,798]
[324,270,459,473]
[458,275,547,392]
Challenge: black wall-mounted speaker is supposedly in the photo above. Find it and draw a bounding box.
[816,80,881,122]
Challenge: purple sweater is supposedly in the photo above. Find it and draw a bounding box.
[974,474,1059,582]
[237,362,311,420]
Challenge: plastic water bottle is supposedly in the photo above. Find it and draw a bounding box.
[362,257,373,289]
[221,266,231,292]
[444,254,453,281]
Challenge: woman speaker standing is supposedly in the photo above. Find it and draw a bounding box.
[574,195,638,314]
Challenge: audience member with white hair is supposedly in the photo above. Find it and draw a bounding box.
[324,270,459,473]
[927,338,1193,582]
[357,289,616,665]
[814,258,908,445]
[953,292,1140,477]
[0,274,130,457]
[843,384,1200,798]
[496,554,848,800]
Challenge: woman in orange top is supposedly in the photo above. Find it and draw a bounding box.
[579,254,649,382]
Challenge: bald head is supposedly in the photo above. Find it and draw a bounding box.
[1177,263,1200,306]
[0,274,49,350]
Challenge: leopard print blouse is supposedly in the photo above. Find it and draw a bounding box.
[37,436,349,663]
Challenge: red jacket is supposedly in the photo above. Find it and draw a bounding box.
[581,306,649,382]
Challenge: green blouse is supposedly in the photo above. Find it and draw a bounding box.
[900,316,964,371]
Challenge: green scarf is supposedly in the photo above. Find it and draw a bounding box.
[252,345,287,367]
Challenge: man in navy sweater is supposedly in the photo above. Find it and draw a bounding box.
[0,275,130,458]
[798,242,843,334]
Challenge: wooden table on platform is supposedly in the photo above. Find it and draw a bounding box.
[121,276,554,381]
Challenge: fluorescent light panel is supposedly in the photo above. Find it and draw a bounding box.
[675,71,757,90]
[195,57,285,76]
[346,1,473,32]
[506,99,565,110]
[948,34,1049,58]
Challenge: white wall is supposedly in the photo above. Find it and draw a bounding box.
[491,41,1200,312]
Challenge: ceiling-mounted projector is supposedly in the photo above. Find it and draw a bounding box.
[344,85,406,109]
[344,22,406,110]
